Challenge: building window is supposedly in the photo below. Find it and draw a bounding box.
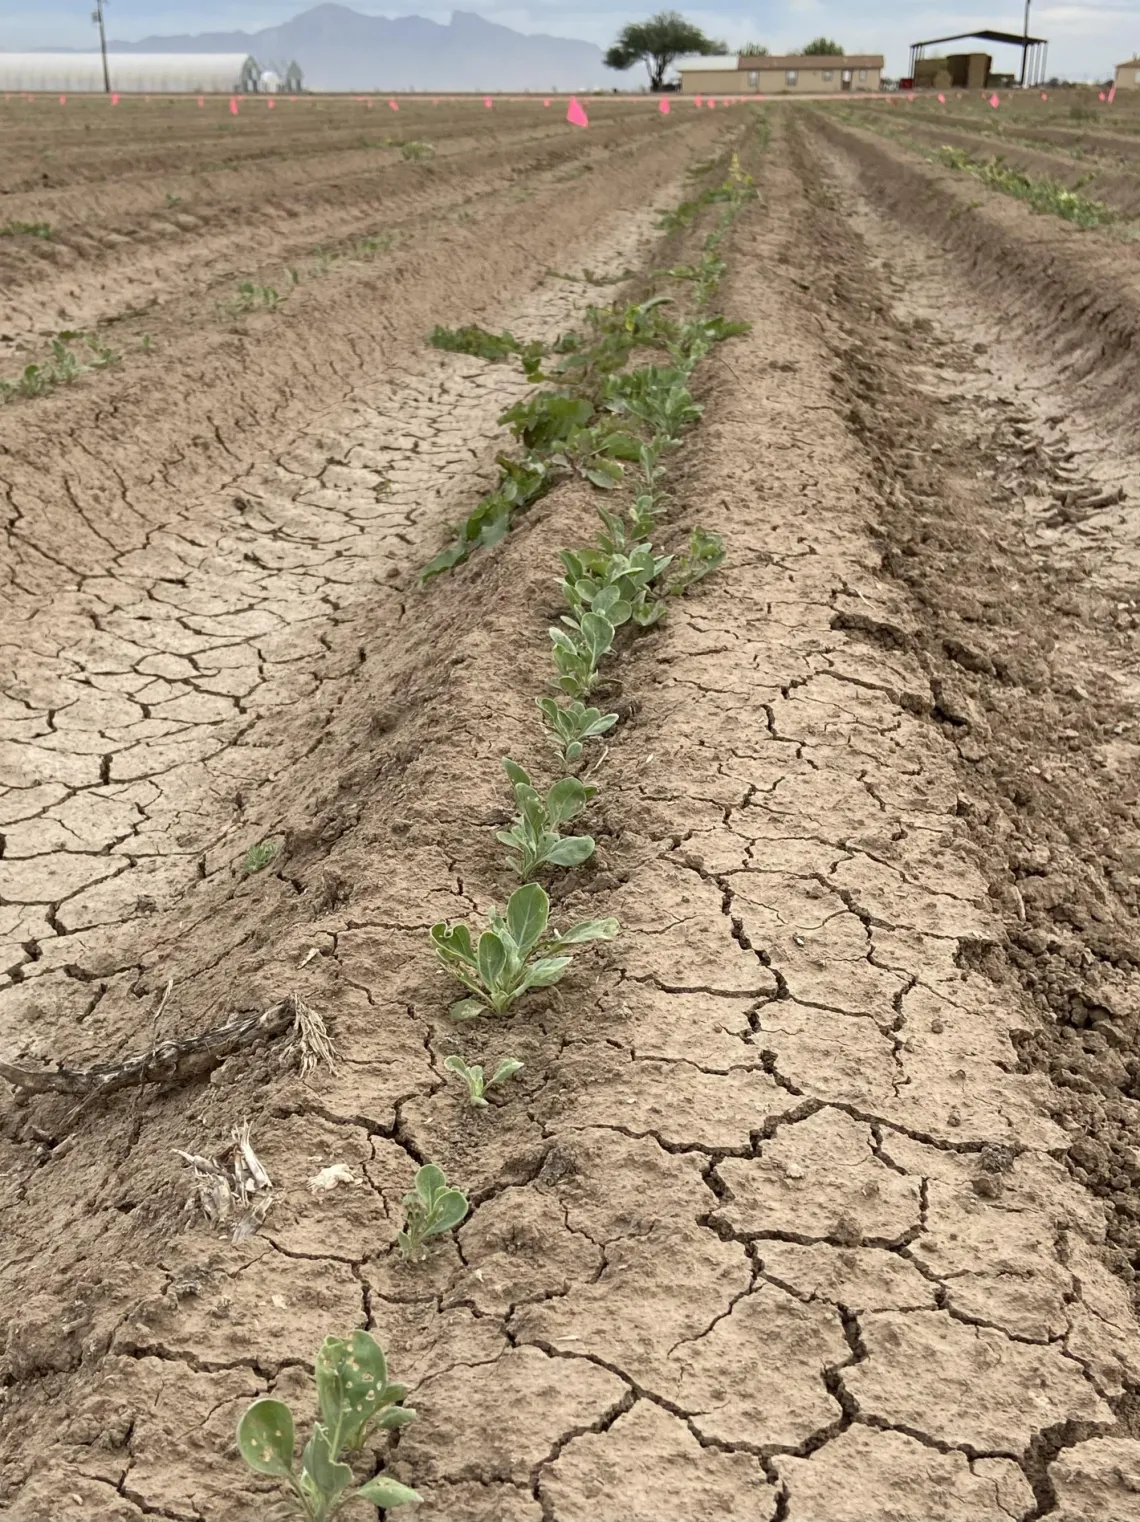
[823,70,832,81]
[785,69,798,86]
[748,70,758,87]
[859,69,867,81]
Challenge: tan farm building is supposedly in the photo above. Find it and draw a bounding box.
[675,52,883,95]
[1116,58,1140,90]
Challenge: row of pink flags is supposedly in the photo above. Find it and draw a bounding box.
[12,87,1121,117]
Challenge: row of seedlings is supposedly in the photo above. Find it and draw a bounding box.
[232,130,763,1521]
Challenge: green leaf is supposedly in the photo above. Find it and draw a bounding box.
[237,1399,296,1478]
[415,1163,447,1203]
[520,955,572,990]
[547,917,620,948]
[585,464,623,491]
[580,612,615,666]
[505,882,549,954]
[545,778,589,826]
[375,1405,418,1430]
[502,756,531,788]
[490,1058,524,1085]
[425,1187,469,1236]
[450,996,486,1022]
[477,930,508,992]
[300,1424,353,1504]
[431,922,476,964]
[355,1477,423,1508]
[543,835,595,868]
[565,740,583,763]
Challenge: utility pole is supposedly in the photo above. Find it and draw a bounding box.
[93,1,111,94]
[1019,0,1030,86]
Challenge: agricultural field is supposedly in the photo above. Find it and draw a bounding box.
[2,87,1140,1521]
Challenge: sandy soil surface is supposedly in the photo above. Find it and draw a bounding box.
[2,95,1140,1522]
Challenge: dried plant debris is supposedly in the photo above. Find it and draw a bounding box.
[177,1120,274,1243]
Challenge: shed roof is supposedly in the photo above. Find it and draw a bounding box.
[673,55,742,72]
[737,54,884,68]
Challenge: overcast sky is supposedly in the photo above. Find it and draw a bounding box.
[2,1,1133,80]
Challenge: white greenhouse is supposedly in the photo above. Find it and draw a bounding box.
[0,53,263,94]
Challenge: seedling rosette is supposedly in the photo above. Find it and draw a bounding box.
[236,1330,420,1520]
[430,882,618,1021]
[397,1163,469,1260]
[498,756,597,879]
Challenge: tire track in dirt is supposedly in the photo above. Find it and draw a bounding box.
[4,107,1140,1522]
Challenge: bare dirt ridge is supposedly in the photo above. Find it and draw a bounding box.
[2,100,1140,1522]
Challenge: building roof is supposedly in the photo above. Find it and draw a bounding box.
[673,54,742,72]
[736,54,884,68]
[909,29,1046,49]
[1118,58,1140,66]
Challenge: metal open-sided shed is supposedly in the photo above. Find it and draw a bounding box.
[907,28,1049,88]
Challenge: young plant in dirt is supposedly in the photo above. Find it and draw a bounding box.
[243,839,278,874]
[397,1163,469,1260]
[536,696,618,765]
[420,454,550,580]
[603,364,702,444]
[549,610,616,699]
[236,1330,420,1521]
[498,757,597,879]
[668,527,727,594]
[430,882,618,1020]
[559,543,673,630]
[227,281,283,314]
[443,1054,524,1107]
[428,324,546,380]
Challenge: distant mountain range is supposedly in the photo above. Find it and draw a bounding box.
[59,5,634,92]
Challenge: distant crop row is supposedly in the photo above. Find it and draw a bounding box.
[236,126,763,1521]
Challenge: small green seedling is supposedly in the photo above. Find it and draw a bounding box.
[0,220,52,239]
[400,139,435,160]
[497,757,596,879]
[430,882,618,1021]
[559,543,673,630]
[236,1330,420,1521]
[443,1054,523,1107]
[549,611,615,699]
[669,527,726,594]
[243,839,278,874]
[536,697,618,764]
[397,1163,469,1260]
[228,281,282,314]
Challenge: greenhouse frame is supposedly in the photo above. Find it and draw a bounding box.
[0,53,263,93]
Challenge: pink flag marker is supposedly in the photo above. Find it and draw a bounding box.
[389,99,399,110]
[483,95,492,107]
[543,97,550,106]
[230,96,239,115]
[1108,84,1116,103]
[197,95,204,107]
[59,94,67,104]
[267,98,275,109]
[1098,91,1105,101]
[708,97,715,109]
[658,97,670,114]
[937,92,946,103]
[566,95,588,127]
[111,92,119,105]
[694,93,702,106]
[1041,90,1048,99]
[989,92,1000,108]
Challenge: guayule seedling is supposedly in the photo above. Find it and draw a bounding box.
[537,696,618,764]
[398,1163,469,1260]
[430,882,618,1020]
[497,757,597,879]
[236,1331,420,1520]
[444,1053,524,1107]
[549,611,615,698]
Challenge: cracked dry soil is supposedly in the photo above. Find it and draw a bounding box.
[3,98,1140,1522]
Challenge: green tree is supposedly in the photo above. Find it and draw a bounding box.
[604,10,727,91]
[740,44,769,56]
[802,37,844,55]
